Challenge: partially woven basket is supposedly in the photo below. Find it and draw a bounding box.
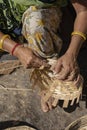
[30,59,83,108]
[65,115,87,130]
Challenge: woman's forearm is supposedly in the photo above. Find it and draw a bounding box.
[0,32,21,56]
[0,32,47,68]
[66,1,87,58]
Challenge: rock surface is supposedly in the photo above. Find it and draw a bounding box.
[0,53,87,130]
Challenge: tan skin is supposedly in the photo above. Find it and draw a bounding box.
[0,32,48,68]
[52,0,87,80]
[0,0,87,112]
[42,0,87,112]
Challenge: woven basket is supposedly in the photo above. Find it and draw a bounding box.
[5,126,36,130]
[30,59,83,108]
[65,115,87,130]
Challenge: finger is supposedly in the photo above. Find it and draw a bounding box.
[67,70,78,81]
[56,67,70,80]
[22,56,34,68]
[67,70,77,81]
[74,75,83,87]
[25,62,32,68]
[67,66,80,81]
[52,61,62,74]
[67,72,76,81]
[33,56,50,68]
[23,61,31,68]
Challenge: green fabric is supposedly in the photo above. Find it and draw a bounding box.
[8,0,68,22]
[0,0,68,32]
[0,0,21,32]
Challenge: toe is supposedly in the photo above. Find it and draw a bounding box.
[41,98,49,112]
[46,97,55,110]
[40,91,49,112]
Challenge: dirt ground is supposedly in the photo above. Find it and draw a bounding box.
[0,49,87,130]
[0,3,87,130]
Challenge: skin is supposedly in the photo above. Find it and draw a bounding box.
[42,0,87,112]
[0,32,48,68]
[52,0,87,81]
[0,0,87,112]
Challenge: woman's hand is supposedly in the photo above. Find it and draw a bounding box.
[51,52,79,81]
[14,45,48,68]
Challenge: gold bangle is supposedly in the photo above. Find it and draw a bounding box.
[0,34,10,50]
[71,31,86,41]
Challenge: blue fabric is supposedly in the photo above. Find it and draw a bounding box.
[13,27,22,36]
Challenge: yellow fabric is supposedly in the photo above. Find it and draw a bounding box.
[22,6,62,58]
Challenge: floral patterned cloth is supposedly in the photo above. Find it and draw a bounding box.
[0,0,67,34]
[0,0,67,56]
[22,6,63,58]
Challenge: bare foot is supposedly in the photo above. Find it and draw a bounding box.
[41,91,49,112]
[40,91,57,112]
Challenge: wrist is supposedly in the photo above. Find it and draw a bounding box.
[13,44,24,57]
[66,50,77,59]
[66,37,83,58]
[0,34,11,51]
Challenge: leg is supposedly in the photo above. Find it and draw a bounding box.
[22,6,63,112]
[22,6,62,58]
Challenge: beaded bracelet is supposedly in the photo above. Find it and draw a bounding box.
[0,34,10,50]
[11,43,22,55]
[71,31,86,41]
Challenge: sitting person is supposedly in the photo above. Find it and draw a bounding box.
[0,0,87,112]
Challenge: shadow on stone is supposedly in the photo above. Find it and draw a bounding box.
[0,120,39,130]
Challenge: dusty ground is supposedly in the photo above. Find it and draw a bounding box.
[0,45,87,130]
[0,3,87,130]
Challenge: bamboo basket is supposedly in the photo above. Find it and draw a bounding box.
[5,126,36,130]
[30,59,83,108]
[65,115,87,130]
[0,59,83,108]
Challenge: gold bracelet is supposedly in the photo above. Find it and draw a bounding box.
[71,31,86,41]
[0,34,10,50]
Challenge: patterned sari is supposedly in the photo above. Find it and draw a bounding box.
[0,0,67,33]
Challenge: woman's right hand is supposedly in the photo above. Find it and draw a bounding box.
[14,45,48,68]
